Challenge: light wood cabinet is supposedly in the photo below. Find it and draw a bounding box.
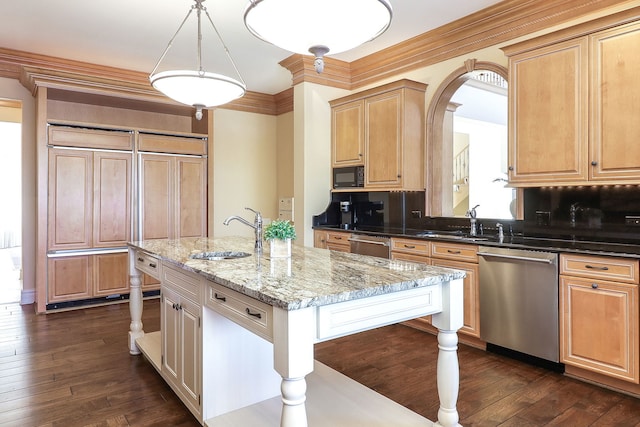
[161,264,202,419]
[330,79,426,191]
[332,101,364,167]
[560,253,639,384]
[325,231,351,252]
[391,238,480,340]
[504,19,640,186]
[431,242,480,339]
[314,230,328,249]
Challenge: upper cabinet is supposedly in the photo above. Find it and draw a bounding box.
[503,17,640,186]
[330,79,427,191]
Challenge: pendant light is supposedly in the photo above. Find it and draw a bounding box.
[244,0,393,73]
[150,0,246,120]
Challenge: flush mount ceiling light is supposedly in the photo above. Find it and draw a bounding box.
[243,0,392,73]
[150,0,246,120]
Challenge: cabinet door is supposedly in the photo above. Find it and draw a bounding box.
[93,152,131,247]
[179,296,201,412]
[140,154,174,240]
[176,157,207,239]
[560,276,639,383]
[365,91,402,187]
[508,38,589,184]
[93,253,129,297]
[431,258,480,338]
[162,287,181,387]
[47,256,92,303]
[314,230,328,249]
[590,21,640,181]
[48,149,93,251]
[332,101,364,167]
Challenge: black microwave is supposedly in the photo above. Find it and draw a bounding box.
[333,166,364,188]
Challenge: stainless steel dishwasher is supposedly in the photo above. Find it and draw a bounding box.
[349,234,390,259]
[478,246,559,363]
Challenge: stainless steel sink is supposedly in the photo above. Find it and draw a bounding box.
[414,231,489,242]
[190,251,251,260]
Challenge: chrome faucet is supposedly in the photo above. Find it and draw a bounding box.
[223,207,263,253]
[466,204,480,236]
[569,202,581,227]
[496,222,504,242]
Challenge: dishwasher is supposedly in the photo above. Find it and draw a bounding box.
[478,246,560,364]
[349,234,390,259]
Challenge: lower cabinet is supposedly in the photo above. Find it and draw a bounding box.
[390,238,481,341]
[560,253,639,384]
[314,230,351,252]
[47,252,129,304]
[161,264,202,419]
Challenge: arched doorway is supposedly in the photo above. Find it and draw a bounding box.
[426,59,519,219]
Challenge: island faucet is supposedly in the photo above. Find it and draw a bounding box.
[496,222,504,242]
[223,207,263,253]
[466,204,480,236]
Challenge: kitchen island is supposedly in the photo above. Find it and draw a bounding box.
[127,237,465,427]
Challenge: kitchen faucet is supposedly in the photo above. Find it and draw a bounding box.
[496,222,504,242]
[466,204,480,236]
[223,207,263,253]
[569,202,581,227]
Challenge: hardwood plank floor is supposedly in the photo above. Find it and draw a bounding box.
[1,299,639,426]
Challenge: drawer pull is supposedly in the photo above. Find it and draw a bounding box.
[585,264,609,271]
[246,308,262,319]
[335,236,343,240]
[149,262,156,268]
[404,244,416,249]
[592,283,599,289]
[214,293,226,302]
[137,257,144,262]
[447,250,461,254]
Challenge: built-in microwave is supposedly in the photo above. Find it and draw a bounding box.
[333,166,364,189]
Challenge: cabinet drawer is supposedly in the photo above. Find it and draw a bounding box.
[431,242,478,263]
[560,254,639,284]
[326,231,351,245]
[391,238,430,256]
[138,133,207,155]
[49,126,133,150]
[162,263,202,302]
[135,250,161,280]
[205,281,273,342]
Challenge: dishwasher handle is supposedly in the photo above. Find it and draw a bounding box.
[347,237,390,247]
[478,251,555,264]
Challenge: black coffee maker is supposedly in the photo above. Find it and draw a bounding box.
[340,201,353,229]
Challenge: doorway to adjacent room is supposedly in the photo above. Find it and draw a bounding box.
[0,99,22,304]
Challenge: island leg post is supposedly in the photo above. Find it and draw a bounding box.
[431,278,464,427]
[128,249,144,355]
[273,306,315,427]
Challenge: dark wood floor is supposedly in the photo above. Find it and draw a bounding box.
[1,299,639,426]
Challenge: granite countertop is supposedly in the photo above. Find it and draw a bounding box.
[314,225,640,258]
[128,236,465,310]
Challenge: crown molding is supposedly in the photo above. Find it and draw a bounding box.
[0,0,636,110]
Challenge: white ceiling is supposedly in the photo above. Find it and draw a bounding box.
[0,0,503,95]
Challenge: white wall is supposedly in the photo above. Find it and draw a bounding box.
[0,77,36,303]
[212,108,278,238]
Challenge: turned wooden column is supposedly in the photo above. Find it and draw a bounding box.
[431,277,464,427]
[128,248,144,355]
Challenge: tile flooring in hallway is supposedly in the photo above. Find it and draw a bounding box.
[0,246,21,304]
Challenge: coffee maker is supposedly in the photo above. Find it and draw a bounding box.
[340,201,353,229]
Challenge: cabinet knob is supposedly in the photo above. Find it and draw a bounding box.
[591,160,598,166]
[592,283,599,289]
[508,166,514,171]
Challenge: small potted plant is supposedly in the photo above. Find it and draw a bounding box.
[263,219,296,258]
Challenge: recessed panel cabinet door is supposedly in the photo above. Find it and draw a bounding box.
[140,154,174,240]
[47,256,92,303]
[93,253,129,297]
[590,21,640,180]
[365,91,402,187]
[48,149,92,250]
[332,100,364,167]
[508,38,589,184]
[93,152,131,247]
[176,157,206,239]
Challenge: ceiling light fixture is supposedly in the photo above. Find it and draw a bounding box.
[243,0,392,73]
[150,0,246,120]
